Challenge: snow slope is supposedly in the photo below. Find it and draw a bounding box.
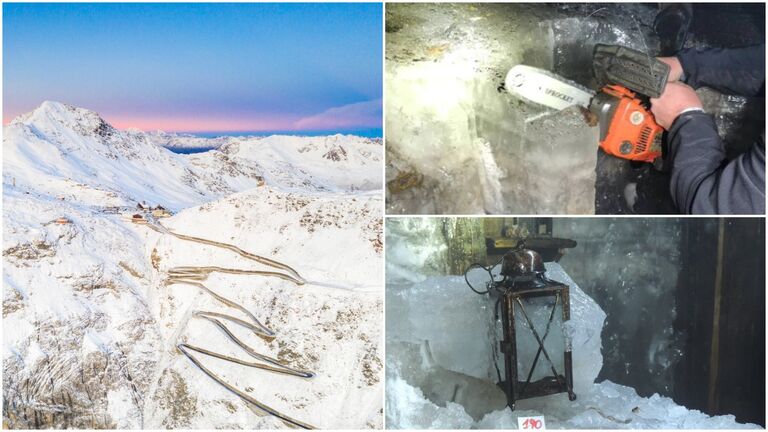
[3,101,383,429]
[189,134,383,193]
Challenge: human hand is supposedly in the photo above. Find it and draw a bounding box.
[650,82,703,130]
[658,56,684,82]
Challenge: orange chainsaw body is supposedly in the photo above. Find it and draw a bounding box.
[591,84,663,163]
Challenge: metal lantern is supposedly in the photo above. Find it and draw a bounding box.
[466,241,576,410]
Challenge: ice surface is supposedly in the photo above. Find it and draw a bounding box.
[385,218,453,283]
[383,4,616,214]
[480,102,599,214]
[385,59,488,214]
[386,277,495,379]
[555,218,683,397]
[386,375,475,429]
[476,379,761,429]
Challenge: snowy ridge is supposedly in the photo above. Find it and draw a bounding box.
[138,131,230,150]
[5,102,224,210]
[192,134,382,193]
[3,101,383,428]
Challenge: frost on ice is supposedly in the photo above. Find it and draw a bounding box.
[386,261,760,429]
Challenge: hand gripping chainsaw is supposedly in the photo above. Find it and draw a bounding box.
[505,44,670,164]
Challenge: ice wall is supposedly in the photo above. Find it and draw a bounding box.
[385,3,598,214]
[554,218,683,397]
[385,28,493,214]
[385,4,660,214]
[386,3,761,215]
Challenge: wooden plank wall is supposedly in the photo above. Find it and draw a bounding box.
[673,218,765,426]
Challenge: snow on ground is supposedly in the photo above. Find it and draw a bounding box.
[385,260,760,429]
[3,101,383,429]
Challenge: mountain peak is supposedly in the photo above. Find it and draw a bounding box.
[38,100,71,111]
[23,100,81,120]
[12,101,116,138]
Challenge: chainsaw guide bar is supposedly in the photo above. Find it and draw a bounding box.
[505,65,595,111]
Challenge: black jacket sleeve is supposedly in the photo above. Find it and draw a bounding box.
[668,111,765,214]
[676,45,765,97]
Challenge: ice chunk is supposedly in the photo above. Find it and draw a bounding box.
[386,277,496,379]
[386,262,605,386]
[386,374,475,429]
[544,263,606,394]
[385,218,452,284]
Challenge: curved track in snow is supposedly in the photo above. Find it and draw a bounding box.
[147,222,305,284]
[146,221,316,429]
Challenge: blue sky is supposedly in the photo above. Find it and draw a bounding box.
[3,3,382,136]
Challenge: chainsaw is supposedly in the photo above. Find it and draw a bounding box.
[505,44,670,164]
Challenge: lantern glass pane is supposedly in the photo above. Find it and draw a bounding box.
[514,295,565,383]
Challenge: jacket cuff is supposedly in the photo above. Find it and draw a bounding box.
[676,49,698,88]
[669,110,712,136]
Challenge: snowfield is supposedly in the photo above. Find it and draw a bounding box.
[3,101,383,429]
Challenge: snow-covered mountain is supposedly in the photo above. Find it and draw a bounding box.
[136,130,231,151]
[2,101,383,428]
[4,101,382,210]
[192,134,383,193]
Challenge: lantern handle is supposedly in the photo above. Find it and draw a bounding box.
[464,263,492,294]
[464,254,506,295]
